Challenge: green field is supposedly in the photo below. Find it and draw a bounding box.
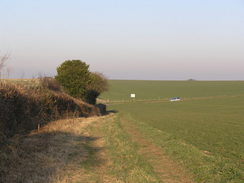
[102,80,244,101]
[101,80,244,183]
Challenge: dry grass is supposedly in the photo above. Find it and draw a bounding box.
[1,78,40,89]
[0,115,113,183]
[0,110,197,183]
[39,77,62,92]
[0,80,100,143]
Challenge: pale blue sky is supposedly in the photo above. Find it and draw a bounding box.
[1,0,244,80]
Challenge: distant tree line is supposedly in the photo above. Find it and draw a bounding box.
[55,60,108,105]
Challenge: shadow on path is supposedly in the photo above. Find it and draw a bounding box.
[0,129,104,183]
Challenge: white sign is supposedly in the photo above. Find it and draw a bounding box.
[130,94,136,98]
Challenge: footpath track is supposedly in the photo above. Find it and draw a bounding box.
[1,113,196,183]
[120,115,194,183]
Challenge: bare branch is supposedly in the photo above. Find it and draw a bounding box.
[0,55,9,70]
[0,54,10,78]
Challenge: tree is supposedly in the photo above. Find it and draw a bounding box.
[85,72,108,104]
[0,55,9,79]
[55,60,91,99]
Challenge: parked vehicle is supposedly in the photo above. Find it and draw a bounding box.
[170,97,181,102]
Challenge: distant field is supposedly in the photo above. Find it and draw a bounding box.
[101,80,244,101]
[102,80,244,182]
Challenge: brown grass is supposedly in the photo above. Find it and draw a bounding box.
[0,116,104,183]
[0,80,101,143]
[0,114,121,183]
[39,77,62,92]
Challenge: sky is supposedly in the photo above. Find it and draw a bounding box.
[0,0,244,80]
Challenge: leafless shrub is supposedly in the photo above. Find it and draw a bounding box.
[39,76,61,92]
[0,55,9,79]
[85,72,109,104]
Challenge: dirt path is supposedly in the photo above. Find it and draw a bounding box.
[120,116,194,183]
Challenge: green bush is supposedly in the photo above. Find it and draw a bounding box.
[55,60,108,104]
[55,60,91,99]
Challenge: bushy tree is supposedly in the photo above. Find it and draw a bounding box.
[55,60,108,104]
[85,72,108,104]
[55,60,91,99]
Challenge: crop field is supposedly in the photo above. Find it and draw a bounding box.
[101,80,244,182]
[102,80,244,101]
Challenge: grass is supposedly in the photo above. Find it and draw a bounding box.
[102,80,244,183]
[102,80,244,101]
[100,115,161,183]
[2,78,41,88]
[112,98,244,161]
[118,113,243,183]
[2,79,243,182]
[0,113,164,183]
[0,117,104,183]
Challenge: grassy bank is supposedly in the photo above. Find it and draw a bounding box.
[0,79,100,143]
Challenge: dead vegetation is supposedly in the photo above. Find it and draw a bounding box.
[39,77,62,92]
[0,116,109,183]
[0,55,9,79]
[0,80,101,144]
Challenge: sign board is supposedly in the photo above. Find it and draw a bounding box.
[130,94,136,98]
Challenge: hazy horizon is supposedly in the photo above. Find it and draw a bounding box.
[1,0,244,80]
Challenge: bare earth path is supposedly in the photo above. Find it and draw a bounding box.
[120,115,195,183]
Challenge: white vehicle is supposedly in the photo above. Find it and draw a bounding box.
[170,97,181,102]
